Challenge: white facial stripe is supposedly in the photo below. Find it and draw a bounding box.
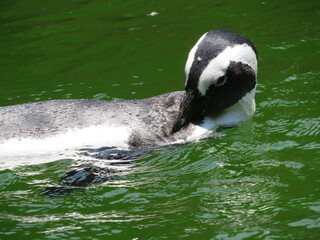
[184,32,207,85]
[198,44,258,95]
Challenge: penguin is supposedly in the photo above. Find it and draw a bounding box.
[0,30,258,155]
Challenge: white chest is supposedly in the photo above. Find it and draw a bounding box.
[187,89,256,140]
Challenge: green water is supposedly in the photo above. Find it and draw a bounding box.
[0,0,319,239]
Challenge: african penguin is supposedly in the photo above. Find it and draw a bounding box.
[0,30,258,156]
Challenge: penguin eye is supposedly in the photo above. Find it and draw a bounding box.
[215,76,227,86]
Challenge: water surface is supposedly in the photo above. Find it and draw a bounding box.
[0,0,319,239]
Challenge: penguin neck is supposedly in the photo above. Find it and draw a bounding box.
[186,88,256,140]
[206,88,256,128]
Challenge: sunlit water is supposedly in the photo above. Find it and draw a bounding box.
[0,0,319,239]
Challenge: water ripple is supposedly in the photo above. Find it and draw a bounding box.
[286,118,320,137]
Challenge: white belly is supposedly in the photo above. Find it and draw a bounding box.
[0,125,131,170]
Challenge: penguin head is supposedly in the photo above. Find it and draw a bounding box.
[172,30,258,133]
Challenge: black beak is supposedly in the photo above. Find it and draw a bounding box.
[171,90,205,133]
